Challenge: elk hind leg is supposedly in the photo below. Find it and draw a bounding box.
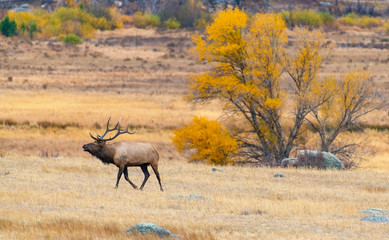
[123,167,138,189]
[139,164,150,190]
[151,164,163,191]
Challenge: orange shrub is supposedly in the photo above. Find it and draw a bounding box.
[171,116,238,165]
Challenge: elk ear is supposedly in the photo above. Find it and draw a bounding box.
[98,140,106,146]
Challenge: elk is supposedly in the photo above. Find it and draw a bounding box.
[82,118,163,191]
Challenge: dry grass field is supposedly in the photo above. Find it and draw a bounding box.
[0,26,389,239]
[1,155,389,239]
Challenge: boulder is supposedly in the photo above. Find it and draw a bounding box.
[360,214,389,223]
[280,158,298,167]
[274,173,286,178]
[126,223,180,238]
[359,208,389,215]
[168,194,211,202]
[298,150,344,170]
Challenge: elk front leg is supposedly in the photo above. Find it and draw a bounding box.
[115,167,124,189]
[123,167,138,189]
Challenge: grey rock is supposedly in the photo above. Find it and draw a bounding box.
[241,210,264,215]
[274,173,285,178]
[359,208,389,215]
[299,150,345,170]
[360,214,389,223]
[167,195,185,199]
[126,222,180,238]
[281,158,298,167]
[212,167,223,172]
[187,194,208,200]
[168,194,211,201]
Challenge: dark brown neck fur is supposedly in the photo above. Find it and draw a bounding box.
[92,145,115,165]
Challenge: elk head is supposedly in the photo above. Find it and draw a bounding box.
[82,117,136,155]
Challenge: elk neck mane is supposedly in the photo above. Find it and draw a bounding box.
[92,144,115,165]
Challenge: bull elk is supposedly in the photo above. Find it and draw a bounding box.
[82,118,163,191]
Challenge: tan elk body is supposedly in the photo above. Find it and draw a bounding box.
[83,118,163,191]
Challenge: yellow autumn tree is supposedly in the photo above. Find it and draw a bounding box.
[190,9,338,165]
[306,70,385,157]
[171,116,238,165]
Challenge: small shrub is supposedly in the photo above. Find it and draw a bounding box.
[133,12,160,28]
[121,14,133,24]
[163,18,180,29]
[194,18,207,29]
[0,16,17,37]
[282,9,334,28]
[6,6,122,39]
[63,33,82,44]
[171,116,238,165]
[80,22,95,38]
[359,16,380,28]
[319,12,335,25]
[340,13,381,28]
[295,9,323,27]
[341,13,358,26]
[384,22,389,34]
[158,0,210,28]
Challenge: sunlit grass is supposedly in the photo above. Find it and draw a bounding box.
[0,90,221,130]
[0,155,388,239]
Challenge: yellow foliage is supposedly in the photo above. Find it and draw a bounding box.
[171,116,238,165]
[191,9,337,163]
[193,8,247,63]
[191,10,287,113]
[287,28,333,107]
[65,0,76,8]
[80,23,95,39]
[316,70,373,129]
[338,70,371,108]
[6,7,122,39]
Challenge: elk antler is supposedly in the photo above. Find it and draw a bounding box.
[89,117,136,142]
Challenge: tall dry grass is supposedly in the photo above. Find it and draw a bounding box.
[0,90,220,130]
[0,155,388,239]
[0,90,388,170]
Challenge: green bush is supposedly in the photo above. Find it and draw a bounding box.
[341,13,358,26]
[318,12,335,25]
[0,16,17,37]
[63,33,82,44]
[158,0,210,28]
[133,12,160,28]
[384,22,389,34]
[282,9,334,28]
[20,21,37,39]
[340,13,381,28]
[7,7,122,39]
[163,17,180,29]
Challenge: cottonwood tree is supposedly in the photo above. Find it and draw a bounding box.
[306,70,386,158]
[190,9,342,165]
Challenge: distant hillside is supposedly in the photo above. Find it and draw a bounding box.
[3,0,389,16]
